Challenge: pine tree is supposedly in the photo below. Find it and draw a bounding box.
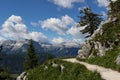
[24,39,38,70]
[0,45,3,61]
[0,45,11,80]
[78,7,103,37]
[108,0,120,18]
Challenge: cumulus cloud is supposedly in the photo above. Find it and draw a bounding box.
[30,22,39,27]
[96,0,109,7]
[52,37,65,44]
[101,11,107,19]
[0,36,6,42]
[0,15,48,42]
[40,15,75,35]
[29,32,48,42]
[67,25,87,39]
[31,15,87,44]
[52,37,82,47]
[49,0,84,8]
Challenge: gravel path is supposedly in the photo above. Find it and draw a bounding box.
[63,58,120,80]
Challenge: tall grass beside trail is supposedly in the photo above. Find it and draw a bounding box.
[27,59,103,80]
[84,48,120,72]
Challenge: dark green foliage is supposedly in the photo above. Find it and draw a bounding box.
[0,45,12,80]
[108,0,120,18]
[46,53,54,60]
[0,45,3,60]
[24,39,38,70]
[0,67,12,80]
[27,59,103,80]
[78,7,103,37]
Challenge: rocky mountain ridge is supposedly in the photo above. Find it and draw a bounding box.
[0,39,81,57]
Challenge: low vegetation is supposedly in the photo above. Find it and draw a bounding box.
[85,47,120,71]
[77,46,120,72]
[27,59,103,80]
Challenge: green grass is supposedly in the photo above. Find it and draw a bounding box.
[85,47,120,71]
[27,59,103,80]
[10,74,19,79]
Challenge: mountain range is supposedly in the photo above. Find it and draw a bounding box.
[0,39,81,57]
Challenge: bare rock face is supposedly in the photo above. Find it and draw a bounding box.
[77,41,92,58]
[116,54,120,65]
[77,40,109,59]
[77,27,111,59]
[16,72,27,80]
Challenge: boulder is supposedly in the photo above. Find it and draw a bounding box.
[16,72,27,80]
[77,40,109,58]
[77,41,92,58]
[116,54,120,65]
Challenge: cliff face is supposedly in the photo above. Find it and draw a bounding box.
[77,28,110,58]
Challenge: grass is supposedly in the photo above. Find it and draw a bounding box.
[85,47,120,71]
[10,74,19,79]
[27,59,103,80]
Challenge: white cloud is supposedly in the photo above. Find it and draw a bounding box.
[49,0,84,8]
[30,22,39,27]
[96,0,109,7]
[29,32,48,42]
[52,37,64,44]
[101,11,107,19]
[52,37,82,47]
[40,15,75,35]
[0,36,6,42]
[67,25,87,39]
[0,15,48,42]
[32,15,87,44]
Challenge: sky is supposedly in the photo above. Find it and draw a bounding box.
[0,0,111,44]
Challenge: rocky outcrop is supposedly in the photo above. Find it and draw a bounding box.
[16,72,27,80]
[77,27,112,58]
[77,40,109,58]
[116,54,120,65]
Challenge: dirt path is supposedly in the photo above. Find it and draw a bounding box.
[63,58,120,80]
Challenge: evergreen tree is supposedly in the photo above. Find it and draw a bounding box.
[24,39,38,70]
[78,7,103,37]
[108,0,120,18]
[0,45,11,80]
[0,45,3,61]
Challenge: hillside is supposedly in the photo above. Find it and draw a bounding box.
[26,59,103,80]
[77,0,120,72]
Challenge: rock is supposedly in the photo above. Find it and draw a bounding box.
[116,54,120,65]
[51,62,59,67]
[77,40,110,58]
[94,41,107,56]
[16,72,27,80]
[77,41,92,58]
[60,65,65,73]
[44,65,48,70]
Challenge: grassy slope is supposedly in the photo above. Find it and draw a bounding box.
[27,59,103,80]
[86,48,120,71]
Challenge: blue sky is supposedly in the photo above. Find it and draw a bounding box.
[0,0,110,44]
